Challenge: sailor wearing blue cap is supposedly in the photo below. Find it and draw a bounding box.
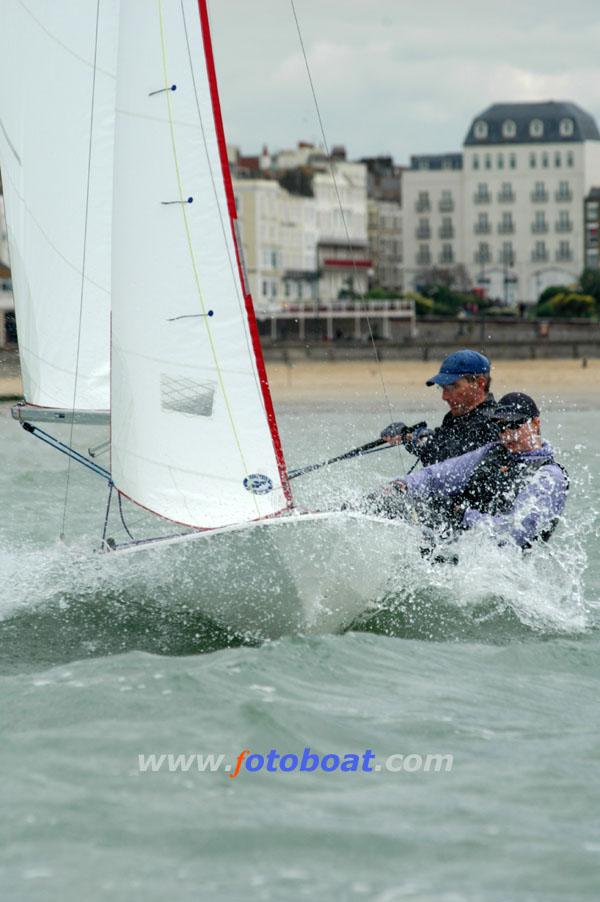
[381,348,498,465]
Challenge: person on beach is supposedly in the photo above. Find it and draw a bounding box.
[381,349,498,465]
[368,393,568,550]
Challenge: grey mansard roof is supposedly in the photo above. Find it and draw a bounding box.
[464,101,600,146]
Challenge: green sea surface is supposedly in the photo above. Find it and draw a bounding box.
[1,399,599,901]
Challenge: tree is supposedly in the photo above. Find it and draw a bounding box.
[579,268,600,305]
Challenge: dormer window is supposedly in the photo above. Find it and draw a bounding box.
[559,117,574,137]
[530,118,544,138]
[502,119,516,139]
[474,120,488,140]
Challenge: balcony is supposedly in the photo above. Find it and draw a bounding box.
[556,249,573,262]
[474,251,491,264]
[497,190,515,203]
[439,253,455,264]
[497,223,515,234]
[474,222,491,234]
[531,249,549,262]
[415,200,430,213]
[555,220,573,233]
[416,226,431,239]
[531,222,548,234]
[530,190,549,203]
[416,253,431,266]
[439,199,454,212]
[474,191,491,204]
[438,226,455,239]
[555,190,573,202]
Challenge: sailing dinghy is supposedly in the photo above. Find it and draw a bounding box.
[1,0,405,638]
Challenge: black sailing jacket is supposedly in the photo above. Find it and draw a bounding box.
[407,394,499,466]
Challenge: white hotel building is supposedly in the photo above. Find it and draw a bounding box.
[403,102,600,303]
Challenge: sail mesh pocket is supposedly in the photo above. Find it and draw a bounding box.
[160,375,216,417]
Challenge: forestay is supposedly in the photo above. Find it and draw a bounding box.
[0,0,116,410]
[110,0,291,528]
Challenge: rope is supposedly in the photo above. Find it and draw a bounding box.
[289,0,407,469]
[60,0,102,540]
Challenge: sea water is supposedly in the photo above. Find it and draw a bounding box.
[1,399,599,901]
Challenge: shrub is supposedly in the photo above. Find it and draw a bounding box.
[404,290,434,316]
[535,292,596,318]
[537,284,571,305]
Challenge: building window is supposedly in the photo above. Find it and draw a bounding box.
[439,217,454,239]
[262,281,268,297]
[475,212,490,234]
[440,243,454,264]
[532,210,547,233]
[474,120,488,140]
[530,118,544,138]
[498,182,514,202]
[416,244,431,266]
[415,191,430,212]
[499,211,514,234]
[439,190,454,212]
[500,242,514,264]
[556,180,572,202]
[555,151,562,168]
[475,242,491,264]
[472,154,479,170]
[497,153,504,169]
[531,181,548,202]
[557,240,572,260]
[556,210,572,232]
[559,117,574,137]
[502,119,517,139]
[529,152,537,168]
[474,183,490,203]
[541,152,549,168]
[532,240,548,261]
[566,150,574,167]
[416,218,431,239]
[509,153,517,169]
[484,153,492,169]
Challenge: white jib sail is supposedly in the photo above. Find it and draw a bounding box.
[0,0,116,409]
[110,0,291,529]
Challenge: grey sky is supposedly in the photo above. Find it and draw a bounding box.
[208,0,600,164]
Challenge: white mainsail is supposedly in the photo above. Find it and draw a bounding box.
[0,0,116,410]
[110,0,292,528]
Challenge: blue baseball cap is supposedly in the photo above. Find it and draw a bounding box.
[426,349,491,386]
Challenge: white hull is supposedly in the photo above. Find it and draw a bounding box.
[112,512,406,639]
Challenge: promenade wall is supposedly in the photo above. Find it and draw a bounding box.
[259,317,600,361]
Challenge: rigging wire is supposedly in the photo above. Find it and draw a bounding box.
[60,0,102,541]
[289,0,408,469]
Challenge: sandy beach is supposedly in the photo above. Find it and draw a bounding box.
[1,353,598,409]
[265,358,599,410]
